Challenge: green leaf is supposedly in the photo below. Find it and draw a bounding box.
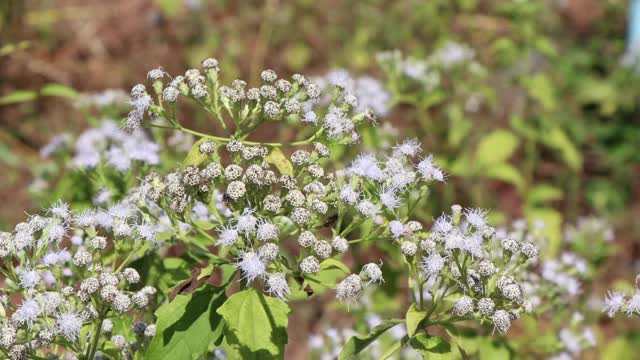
[602,338,635,359]
[475,130,519,166]
[307,259,350,293]
[265,148,293,175]
[409,333,451,355]
[526,184,563,205]
[484,163,525,190]
[477,338,510,359]
[338,319,403,360]
[405,304,426,337]
[522,73,556,111]
[182,138,211,169]
[318,258,350,273]
[217,289,291,359]
[193,220,215,230]
[544,127,582,171]
[155,0,181,16]
[380,336,409,359]
[524,208,562,258]
[145,284,228,360]
[447,105,472,148]
[40,84,78,99]
[0,90,37,105]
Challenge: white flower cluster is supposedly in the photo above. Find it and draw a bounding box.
[313,69,391,116]
[127,59,377,146]
[338,138,444,215]
[0,201,158,359]
[140,126,382,302]
[392,205,537,334]
[68,120,159,172]
[548,312,596,360]
[74,89,130,109]
[564,216,615,243]
[602,274,640,318]
[376,41,477,93]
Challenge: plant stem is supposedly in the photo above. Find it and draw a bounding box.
[85,315,104,360]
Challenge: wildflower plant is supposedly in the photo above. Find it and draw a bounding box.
[118,59,396,358]
[114,57,545,359]
[0,201,158,360]
[3,55,595,359]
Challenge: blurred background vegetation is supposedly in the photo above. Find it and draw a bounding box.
[1,0,639,358]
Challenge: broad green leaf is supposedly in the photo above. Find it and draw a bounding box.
[182,138,212,169]
[338,319,403,360]
[601,338,635,360]
[475,130,519,166]
[409,333,451,355]
[0,90,37,105]
[217,289,291,359]
[477,338,510,359]
[265,148,293,175]
[380,336,409,359]
[484,163,525,190]
[527,184,563,205]
[522,73,556,111]
[443,156,471,177]
[405,304,426,337]
[40,84,78,99]
[145,284,228,360]
[544,127,582,171]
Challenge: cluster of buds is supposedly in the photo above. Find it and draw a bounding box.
[127,58,378,147]
[140,134,387,302]
[0,201,157,359]
[393,205,537,334]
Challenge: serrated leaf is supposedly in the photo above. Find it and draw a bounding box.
[145,284,227,360]
[338,319,403,360]
[265,148,293,175]
[182,138,211,169]
[409,333,451,355]
[475,130,519,166]
[405,304,427,337]
[217,289,291,359]
[40,84,78,99]
[0,90,37,105]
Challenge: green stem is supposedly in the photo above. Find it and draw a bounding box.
[85,315,105,360]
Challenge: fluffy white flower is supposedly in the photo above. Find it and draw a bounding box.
[56,312,83,342]
[602,291,625,317]
[236,252,266,283]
